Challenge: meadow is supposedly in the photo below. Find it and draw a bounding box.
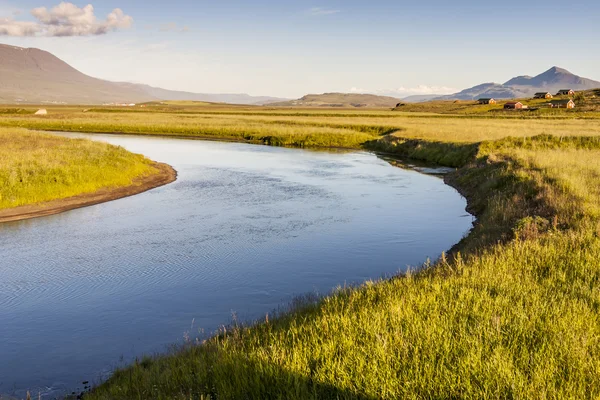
[0,128,158,210]
[2,103,600,398]
[3,102,600,147]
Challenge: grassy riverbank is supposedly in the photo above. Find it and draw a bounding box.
[2,105,600,398]
[48,105,599,399]
[0,128,160,210]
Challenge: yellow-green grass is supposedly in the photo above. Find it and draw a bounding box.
[65,105,600,399]
[0,128,158,210]
[87,137,600,399]
[2,107,600,149]
[2,105,600,398]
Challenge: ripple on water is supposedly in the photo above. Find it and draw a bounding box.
[0,136,472,397]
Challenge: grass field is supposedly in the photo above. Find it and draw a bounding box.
[3,103,600,398]
[2,102,600,148]
[0,128,158,210]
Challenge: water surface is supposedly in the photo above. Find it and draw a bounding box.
[0,134,472,397]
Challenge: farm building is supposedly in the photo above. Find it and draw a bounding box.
[550,99,575,109]
[556,89,575,96]
[534,92,553,99]
[478,98,496,105]
[504,102,524,110]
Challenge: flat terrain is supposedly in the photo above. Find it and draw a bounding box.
[0,128,175,221]
[2,102,600,398]
[2,97,600,148]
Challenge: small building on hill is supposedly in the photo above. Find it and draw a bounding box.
[550,99,575,109]
[478,98,496,105]
[34,109,47,115]
[534,92,553,99]
[556,89,575,96]
[504,102,524,110]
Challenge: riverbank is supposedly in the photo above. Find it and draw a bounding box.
[85,131,600,398]
[0,162,176,223]
[3,107,600,398]
[0,129,177,222]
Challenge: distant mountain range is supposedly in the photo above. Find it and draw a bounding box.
[2,43,599,107]
[275,67,600,107]
[430,67,600,101]
[0,44,287,105]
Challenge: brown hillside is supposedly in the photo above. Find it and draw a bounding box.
[270,93,401,108]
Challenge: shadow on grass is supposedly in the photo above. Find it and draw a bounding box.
[88,347,378,400]
[87,294,377,400]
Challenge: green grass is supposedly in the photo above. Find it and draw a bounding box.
[86,139,600,399]
[3,104,600,398]
[0,128,158,209]
[61,106,600,399]
[3,105,600,150]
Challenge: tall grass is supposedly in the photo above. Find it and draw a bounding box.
[79,108,600,399]
[0,128,157,209]
[3,105,600,398]
[3,106,600,147]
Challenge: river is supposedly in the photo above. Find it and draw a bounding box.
[0,134,472,398]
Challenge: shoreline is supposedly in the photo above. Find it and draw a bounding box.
[31,128,366,151]
[0,162,177,223]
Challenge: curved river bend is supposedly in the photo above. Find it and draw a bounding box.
[0,134,472,398]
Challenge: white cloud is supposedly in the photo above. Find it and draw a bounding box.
[307,7,340,16]
[0,18,40,36]
[0,2,132,37]
[350,85,458,96]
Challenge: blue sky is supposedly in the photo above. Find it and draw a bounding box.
[1,0,598,98]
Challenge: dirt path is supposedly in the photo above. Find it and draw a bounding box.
[0,162,177,223]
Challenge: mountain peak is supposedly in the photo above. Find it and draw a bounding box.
[546,66,571,74]
[441,66,600,101]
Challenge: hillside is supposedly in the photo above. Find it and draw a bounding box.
[0,44,285,105]
[401,94,443,103]
[270,93,401,108]
[437,67,600,100]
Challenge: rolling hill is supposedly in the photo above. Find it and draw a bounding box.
[0,44,286,105]
[269,93,402,108]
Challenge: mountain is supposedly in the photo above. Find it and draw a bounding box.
[401,94,443,103]
[503,67,600,90]
[122,84,286,106]
[437,67,600,100]
[269,93,402,108]
[437,83,530,101]
[0,44,287,105]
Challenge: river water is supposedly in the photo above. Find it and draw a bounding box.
[0,134,472,398]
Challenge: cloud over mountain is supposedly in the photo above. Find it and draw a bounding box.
[0,2,132,37]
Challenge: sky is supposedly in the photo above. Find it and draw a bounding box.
[0,0,599,98]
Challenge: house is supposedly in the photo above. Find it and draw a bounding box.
[504,102,524,110]
[478,98,496,105]
[556,89,575,96]
[534,92,553,99]
[550,99,575,109]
